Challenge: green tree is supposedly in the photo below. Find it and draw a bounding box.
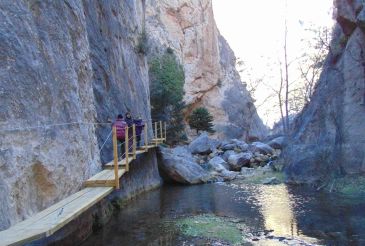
[149,49,186,144]
[188,107,215,134]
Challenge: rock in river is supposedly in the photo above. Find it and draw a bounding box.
[227,152,253,171]
[188,132,220,155]
[157,146,211,184]
[208,156,230,172]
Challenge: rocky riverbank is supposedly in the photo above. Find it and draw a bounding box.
[157,133,285,185]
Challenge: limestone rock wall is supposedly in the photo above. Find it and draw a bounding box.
[0,0,154,230]
[0,0,266,231]
[285,0,365,183]
[145,0,267,140]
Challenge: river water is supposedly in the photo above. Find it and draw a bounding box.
[81,182,365,245]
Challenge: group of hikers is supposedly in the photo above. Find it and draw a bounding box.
[113,112,145,158]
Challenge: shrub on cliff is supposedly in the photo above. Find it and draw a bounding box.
[149,50,186,144]
[188,107,215,134]
[136,29,148,55]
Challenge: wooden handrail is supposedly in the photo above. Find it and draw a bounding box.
[112,126,120,189]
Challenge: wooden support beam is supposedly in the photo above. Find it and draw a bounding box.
[112,126,120,190]
[164,122,167,142]
[132,124,136,159]
[144,123,148,149]
[125,125,129,172]
[160,121,163,140]
[154,122,158,146]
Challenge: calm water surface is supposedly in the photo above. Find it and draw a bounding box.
[81,182,365,245]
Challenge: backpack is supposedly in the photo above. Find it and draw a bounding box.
[114,119,127,140]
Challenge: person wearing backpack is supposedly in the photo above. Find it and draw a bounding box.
[134,116,145,149]
[125,112,134,153]
[113,114,127,159]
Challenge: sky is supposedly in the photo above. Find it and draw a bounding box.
[212,0,334,127]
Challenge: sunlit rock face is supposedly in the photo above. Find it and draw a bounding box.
[285,0,365,183]
[0,0,153,230]
[145,0,267,140]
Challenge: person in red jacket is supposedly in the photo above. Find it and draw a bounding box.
[113,114,127,158]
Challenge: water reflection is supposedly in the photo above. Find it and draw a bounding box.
[81,183,365,246]
[255,185,319,244]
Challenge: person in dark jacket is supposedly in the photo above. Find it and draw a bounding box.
[134,116,145,149]
[125,112,134,152]
[112,114,127,158]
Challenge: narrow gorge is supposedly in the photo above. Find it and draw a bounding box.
[1,0,365,245]
[0,0,264,232]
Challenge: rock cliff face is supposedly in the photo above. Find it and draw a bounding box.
[0,0,265,230]
[0,0,153,230]
[145,0,267,139]
[285,0,365,183]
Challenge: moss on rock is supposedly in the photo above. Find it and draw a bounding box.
[175,214,246,245]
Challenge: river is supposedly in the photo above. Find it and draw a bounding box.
[81,182,365,245]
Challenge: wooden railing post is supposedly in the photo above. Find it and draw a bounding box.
[132,124,136,159]
[154,122,158,146]
[112,126,120,189]
[160,121,163,140]
[164,122,167,141]
[144,123,148,149]
[125,126,129,172]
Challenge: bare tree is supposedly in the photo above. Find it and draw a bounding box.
[298,25,331,104]
[283,15,290,134]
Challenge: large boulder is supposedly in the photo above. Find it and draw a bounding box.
[221,143,236,151]
[249,142,274,155]
[227,152,253,171]
[188,132,220,154]
[208,156,230,172]
[157,146,211,184]
[222,150,236,162]
[219,170,238,181]
[220,139,249,152]
[267,136,286,150]
[231,139,249,152]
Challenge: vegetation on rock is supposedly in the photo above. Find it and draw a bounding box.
[176,214,244,245]
[188,107,215,134]
[149,49,186,144]
[136,29,148,55]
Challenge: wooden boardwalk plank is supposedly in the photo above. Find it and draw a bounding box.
[84,169,126,187]
[141,145,156,149]
[0,187,113,246]
[86,169,111,181]
[151,138,164,142]
[135,149,147,155]
[0,142,159,246]
[6,188,94,230]
[104,155,135,169]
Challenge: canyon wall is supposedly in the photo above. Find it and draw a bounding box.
[145,0,267,139]
[0,0,266,230]
[285,0,365,183]
[0,0,154,230]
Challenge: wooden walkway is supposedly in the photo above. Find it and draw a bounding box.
[0,122,166,246]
